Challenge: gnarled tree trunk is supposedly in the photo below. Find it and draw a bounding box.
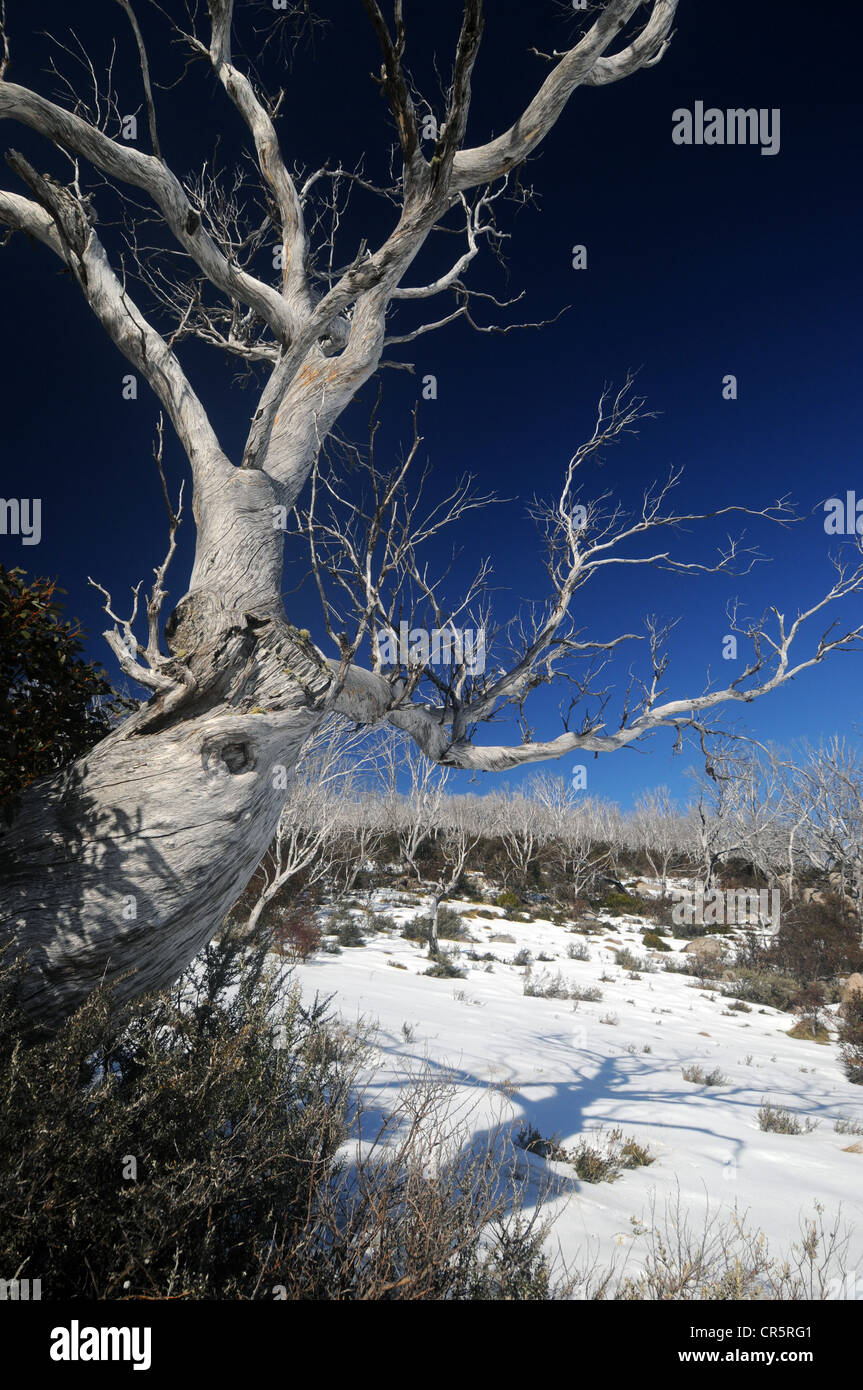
[0,608,330,1032]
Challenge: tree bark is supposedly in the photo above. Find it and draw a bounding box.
[0,611,329,1034]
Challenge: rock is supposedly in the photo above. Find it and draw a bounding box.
[841,973,863,1007]
[682,937,724,957]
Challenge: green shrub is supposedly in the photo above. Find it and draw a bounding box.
[568,1127,654,1184]
[514,1124,569,1162]
[642,930,671,952]
[402,905,465,943]
[365,910,397,934]
[514,1117,650,1184]
[423,948,466,980]
[0,565,131,824]
[602,892,643,917]
[333,913,366,948]
[496,890,522,911]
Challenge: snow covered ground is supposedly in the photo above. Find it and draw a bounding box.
[293,887,863,1292]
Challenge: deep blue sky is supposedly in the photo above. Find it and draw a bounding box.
[1,1,861,807]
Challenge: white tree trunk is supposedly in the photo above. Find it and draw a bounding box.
[0,619,328,1033]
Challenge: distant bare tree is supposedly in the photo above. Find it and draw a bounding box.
[427,799,480,955]
[632,786,685,897]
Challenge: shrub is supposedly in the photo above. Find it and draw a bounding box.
[569,1127,654,1183]
[423,948,466,980]
[523,969,570,1000]
[514,1123,569,1162]
[793,981,827,1014]
[602,892,643,918]
[787,1016,829,1044]
[839,994,863,1085]
[402,905,465,943]
[567,939,590,961]
[642,931,671,952]
[0,929,567,1300]
[834,1114,863,1136]
[721,968,799,1012]
[516,1123,652,1184]
[0,929,359,1297]
[365,910,397,934]
[661,955,699,976]
[614,947,649,972]
[271,902,322,961]
[758,1100,818,1134]
[769,895,863,984]
[682,1065,727,1086]
[495,890,522,911]
[512,948,534,967]
[333,913,366,948]
[614,1196,849,1300]
[0,565,130,824]
[571,984,603,1003]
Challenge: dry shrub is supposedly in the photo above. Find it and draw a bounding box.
[768,894,863,984]
[612,1194,852,1301]
[271,900,322,960]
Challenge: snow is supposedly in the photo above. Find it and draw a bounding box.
[292,885,863,1287]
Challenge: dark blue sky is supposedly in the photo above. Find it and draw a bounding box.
[1,1,861,807]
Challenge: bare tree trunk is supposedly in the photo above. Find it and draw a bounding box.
[1,623,327,1033]
[429,889,444,958]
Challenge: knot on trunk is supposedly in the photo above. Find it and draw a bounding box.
[165,589,224,657]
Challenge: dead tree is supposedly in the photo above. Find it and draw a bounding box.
[1,1,862,1033]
